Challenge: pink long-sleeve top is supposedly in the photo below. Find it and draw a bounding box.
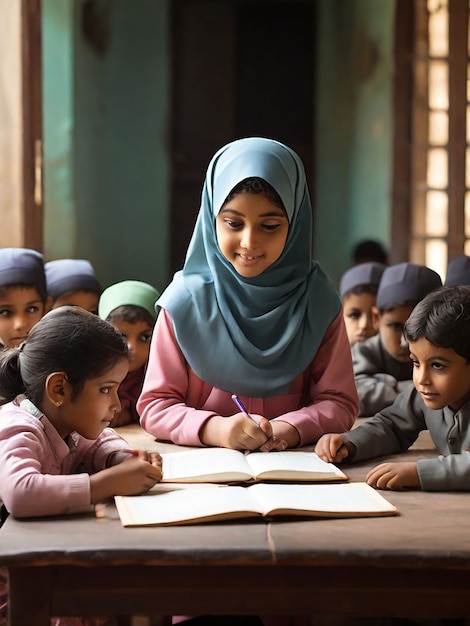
[138,309,359,447]
[0,395,132,518]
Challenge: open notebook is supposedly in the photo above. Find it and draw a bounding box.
[161,448,348,483]
[115,482,398,526]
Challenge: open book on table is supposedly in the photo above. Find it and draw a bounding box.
[115,482,398,527]
[160,448,348,483]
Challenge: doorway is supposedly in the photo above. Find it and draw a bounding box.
[170,0,316,273]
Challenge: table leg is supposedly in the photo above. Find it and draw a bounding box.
[9,566,52,626]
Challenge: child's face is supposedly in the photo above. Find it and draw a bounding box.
[52,356,129,439]
[52,290,99,315]
[0,286,47,347]
[216,192,289,278]
[409,337,470,411]
[109,319,153,373]
[375,304,415,363]
[342,292,377,346]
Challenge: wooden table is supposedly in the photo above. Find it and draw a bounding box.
[2,426,470,625]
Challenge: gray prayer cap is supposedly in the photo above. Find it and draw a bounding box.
[339,262,386,298]
[45,259,102,301]
[445,255,470,286]
[0,247,47,301]
[376,262,442,310]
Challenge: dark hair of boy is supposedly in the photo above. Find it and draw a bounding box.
[352,239,388,266]
[0,306,128,406]
[404,284,470,362]
[106,305,155,328]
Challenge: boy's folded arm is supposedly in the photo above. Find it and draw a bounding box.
[417,452,470,491]
[343,385,426,462]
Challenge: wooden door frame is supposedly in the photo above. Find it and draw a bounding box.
[21,0,43,252]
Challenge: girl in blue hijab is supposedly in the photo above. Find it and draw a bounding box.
[138,137,358,453]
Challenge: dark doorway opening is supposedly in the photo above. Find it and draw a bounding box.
[170,0,316,274]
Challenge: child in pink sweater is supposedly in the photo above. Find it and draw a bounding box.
[138,137,358,456]
[137,137,359,626]
[0,306,162,626]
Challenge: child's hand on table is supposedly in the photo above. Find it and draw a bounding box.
[90,450,163,503]
[366,461,420,490]
[315,433,355,463]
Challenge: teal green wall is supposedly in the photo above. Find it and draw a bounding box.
[43,0,169,293]
[42,0,75,259]
[74,0,169,292]
[43,0,394,293]
[315,0,394,287]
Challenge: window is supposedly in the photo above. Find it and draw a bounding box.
[392,0,469,280]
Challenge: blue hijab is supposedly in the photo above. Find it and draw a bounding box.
[158,137,340,397]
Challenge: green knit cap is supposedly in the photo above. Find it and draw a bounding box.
[98,280,160,321]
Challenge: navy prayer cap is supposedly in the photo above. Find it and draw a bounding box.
[45,259,102,301]
[340,262,386,298]
[0,247,47,301]
[445,255,470,286]
[376,262,442,310]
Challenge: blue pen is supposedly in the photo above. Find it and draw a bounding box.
[231,394,259,426]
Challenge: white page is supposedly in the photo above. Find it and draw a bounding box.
[161,447,252,482]
[245,451,347,480]
[116,485,261,526]
[248,482,397,516]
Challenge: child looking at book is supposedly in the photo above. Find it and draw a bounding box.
[339,261,386,347]
[316,284,470,491]
[139,136,356,626]
[353,261,442,416]
[45,258,102,315]
[138,136,358,455]
[0,306,162,626]
[99,279,160,427]
[0,247,52,349]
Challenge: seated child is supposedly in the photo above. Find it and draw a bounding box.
[353,261,442,416]
[339,261,386,346]
[0,305,162,625]
[444,254,470,286]
[316,284,470,491]
[136,135,358,626]
[45,258,102,314]
[0,247,52,348]
[99,280,160,427]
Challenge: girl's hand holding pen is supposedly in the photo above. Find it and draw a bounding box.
[256,416,288,452]
[231,394,286,452]
[315,433,355,463]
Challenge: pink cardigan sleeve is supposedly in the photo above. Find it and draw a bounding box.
[269,311,359,445]
[138,310,359,447]
[138,310,218,445]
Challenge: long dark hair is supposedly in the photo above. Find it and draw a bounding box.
[0,306,128,406]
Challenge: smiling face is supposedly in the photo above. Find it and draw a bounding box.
[409,337,470,411]
[215,192,289,278]
[0,286,48,347]
[51,357,129,439]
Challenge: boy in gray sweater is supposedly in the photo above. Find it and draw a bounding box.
[316,284,470,491]
[353,262,441,416]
